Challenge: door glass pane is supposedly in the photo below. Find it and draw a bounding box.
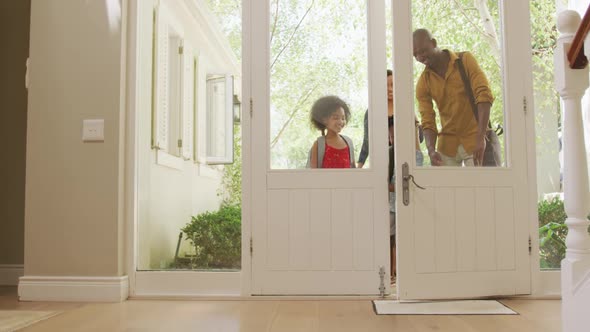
[269,0,369,169]
[137,0,242,271]
[531,0,565,270]
[411,0,505,168]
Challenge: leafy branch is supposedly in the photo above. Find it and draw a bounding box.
[270,0,280,45]
[270,0,315,70]
[270,83,319,148]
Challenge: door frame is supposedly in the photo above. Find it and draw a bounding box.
[123,0,245,298]
[123,0,559,299]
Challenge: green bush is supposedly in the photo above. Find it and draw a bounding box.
[538,197,567,269]
[180,204,241,269]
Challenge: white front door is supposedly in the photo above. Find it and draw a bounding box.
[393,0,532,300]
[247,0,390,295]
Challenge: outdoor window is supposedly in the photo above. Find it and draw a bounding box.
[152,3,195,167]
[206,74,234,164]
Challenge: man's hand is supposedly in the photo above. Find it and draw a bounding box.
[428,150,443,166]
[473,134,486,166]
[423,128,441,166]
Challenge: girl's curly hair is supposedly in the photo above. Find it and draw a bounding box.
[310,95,351,135]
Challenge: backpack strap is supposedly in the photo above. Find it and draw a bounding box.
[456,52,478,122]
[456,52,492,130]
[308,135,355,168]
[316,136,326,168]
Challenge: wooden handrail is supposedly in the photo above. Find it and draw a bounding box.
[568,5,590,69]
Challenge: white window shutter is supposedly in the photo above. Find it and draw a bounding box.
[153,4,169,151]
[182,42,195,160]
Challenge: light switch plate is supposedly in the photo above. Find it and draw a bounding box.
[82,119,104,142]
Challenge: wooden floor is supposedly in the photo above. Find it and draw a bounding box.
[1,287,561,332]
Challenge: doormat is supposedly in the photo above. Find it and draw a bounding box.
[0,310,60,331]
[372,300,517,315]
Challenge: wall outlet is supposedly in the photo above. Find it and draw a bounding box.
[82,119,104,142]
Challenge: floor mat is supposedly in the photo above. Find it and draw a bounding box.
[0,310,60,331]
[373,299,517,315]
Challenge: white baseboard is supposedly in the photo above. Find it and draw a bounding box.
[0,264,24,286]
[18,275,129,302]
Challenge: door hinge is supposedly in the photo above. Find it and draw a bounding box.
[178,139,183,148]
[523,96,527,114]
[378,266,386,298]
[528,235,532,255]
[179,45,184,55]
[249,98,253,118]
[249,238,253,255]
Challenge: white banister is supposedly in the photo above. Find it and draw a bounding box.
[555,10,590,332]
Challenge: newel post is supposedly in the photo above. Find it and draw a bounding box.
[555,10,590,332]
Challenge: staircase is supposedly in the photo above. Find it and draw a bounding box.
[554,8,590,332]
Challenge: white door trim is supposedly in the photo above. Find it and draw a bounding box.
[240,0,254,296]
[124,0,251,298]
[125,0,139,299]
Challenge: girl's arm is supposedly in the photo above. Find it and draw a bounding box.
[309,141,319,168]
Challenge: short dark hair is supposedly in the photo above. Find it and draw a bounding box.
[310,95,351,134]
[387,69,392,76]
[413,28,433,41]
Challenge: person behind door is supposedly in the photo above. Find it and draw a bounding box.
[357,70,394,168]
[357,70,424,168]
[308,95,356,168]
[413,28,494,166]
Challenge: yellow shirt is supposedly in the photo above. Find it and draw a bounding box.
[416,50,494,157]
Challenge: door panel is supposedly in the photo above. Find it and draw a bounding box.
[249,0,389,295]
[393,0,531,300]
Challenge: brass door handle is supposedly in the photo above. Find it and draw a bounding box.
[402,162,425,206]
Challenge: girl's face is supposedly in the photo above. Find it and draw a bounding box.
[324,107,346,134]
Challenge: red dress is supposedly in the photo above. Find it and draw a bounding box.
[322,143,351,168]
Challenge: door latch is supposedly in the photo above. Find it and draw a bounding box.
[402,162,425,206]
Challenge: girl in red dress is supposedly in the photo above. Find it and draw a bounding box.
[308,96,355,168]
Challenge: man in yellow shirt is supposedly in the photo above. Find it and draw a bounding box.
[413,29,494,166]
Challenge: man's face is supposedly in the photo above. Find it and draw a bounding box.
[413,37,435,67]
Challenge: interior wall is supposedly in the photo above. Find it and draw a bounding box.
[0,1,31,266]
[24,0,126,276]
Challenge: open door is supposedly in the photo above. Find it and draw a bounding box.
[393,0,532,300]
[247,0,390,295]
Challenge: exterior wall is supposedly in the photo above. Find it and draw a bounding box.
[137,0,239,269]
[535,66,562,199]
[24,0,126,276]
[0,1,30,266]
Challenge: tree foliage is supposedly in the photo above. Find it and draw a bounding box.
[181,204,241,269]
[538,197,567,269]
[206,0,560,194]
